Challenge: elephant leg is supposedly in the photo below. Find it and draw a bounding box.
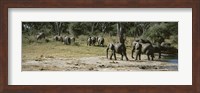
[121,53,123,60]
[151,54,154,61]
[135,51,139,60]
[135,54,138,60]
[139,52,141,60]
[147,54,150,60]
[110,52,113,60]
[106,48,109,59]
[113,50,117,60]
[158,51,161,59]
[122,51,128,61]
[131,49,134,59]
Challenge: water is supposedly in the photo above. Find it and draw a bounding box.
[161,54,178,64]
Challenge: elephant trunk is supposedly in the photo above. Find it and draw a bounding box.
[106,47,109,59]
[131,44,135,59]
[131,49,134,59]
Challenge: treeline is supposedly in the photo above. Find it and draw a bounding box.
[22,22,178,45]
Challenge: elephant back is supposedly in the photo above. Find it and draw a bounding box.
[91,37,96,41]
[141,43,152,53]
[58,36,63,42]
[139,39,151,44]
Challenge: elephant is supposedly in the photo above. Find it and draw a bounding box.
[161,42,171,47]
[91,37,97,46]
[131,42,142,60]
[63,36,71,45]
[106,43,129,61]
[152,42,173,59]
[58,36,63,42]
[160,42,178,54]
[87,37,92,46]
[53,36,59,41]
[138,39,151,44]
[132,39,154,60]
[71,37,75,43]
[161,42,171,51]
[36,32,45,40]
[54,35,63,42]
[152,43,162,59]
[97,37,104,47]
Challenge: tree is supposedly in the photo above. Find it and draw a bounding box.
[117,22,125,43]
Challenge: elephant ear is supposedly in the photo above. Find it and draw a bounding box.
[142,43,151,53]
[135,43,142,50]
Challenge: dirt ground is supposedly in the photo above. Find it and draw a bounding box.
[22,55,178,71]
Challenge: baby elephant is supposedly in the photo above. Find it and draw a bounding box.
[132,42,142,60]
[87,37,92,46]
[53,35,63,42]
[97,37,104,47]
[63,36,71,45]
[91,37,97,46]
[106,43,129,61]
[71,37,75,43]
[132,39,154,61]
[36,32,45,40]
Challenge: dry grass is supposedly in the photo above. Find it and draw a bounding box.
[22,35,178,71]
[22,35,134,62]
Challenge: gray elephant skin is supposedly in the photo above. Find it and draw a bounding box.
[97,37,104,47]
[106,43,129,61]
[36,32,45,40]
[91,37,97,46]
[132,39,154,60]
[54,35,63,42]
[63,36,71,45]
[71,37,75,43]
[87,37,92,46]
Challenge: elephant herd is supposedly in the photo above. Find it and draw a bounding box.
[36,32,104,46]
[36,32,177,61]
[36,32,75,45]
[87,36,105,47]
[53,35,75,45]
[107,39,177,61]
[131,39,155,61]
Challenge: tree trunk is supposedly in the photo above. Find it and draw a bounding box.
[68,23,74,37]
[91,23,94,33]
[54,22,63,36]
[117,22,125,44]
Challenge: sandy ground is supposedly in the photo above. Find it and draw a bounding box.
[22,55,178,71]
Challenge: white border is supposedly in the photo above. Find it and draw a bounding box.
[8,8,192,85]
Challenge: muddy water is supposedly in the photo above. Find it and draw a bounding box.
[160,54,178,70]
[162,54,178,63]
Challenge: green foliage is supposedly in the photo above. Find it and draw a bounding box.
[22,22,178,46]
[142,22,178,44]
